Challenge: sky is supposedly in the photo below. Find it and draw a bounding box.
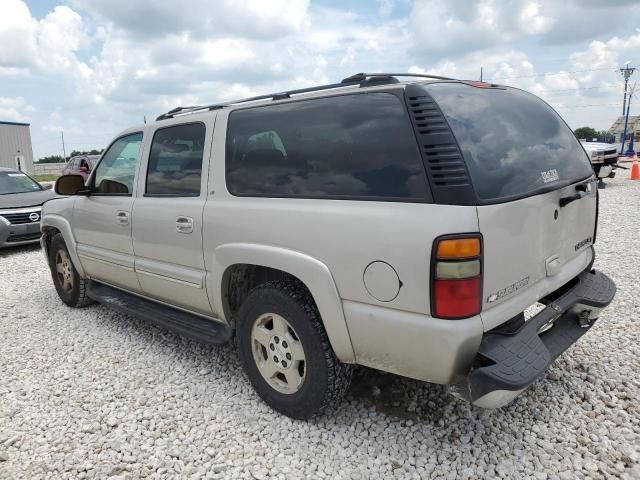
[1,0,639,160]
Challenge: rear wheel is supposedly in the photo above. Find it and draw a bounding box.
[235,279,353,419]
[49,234,93,308]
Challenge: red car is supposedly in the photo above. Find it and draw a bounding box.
[61,155,100,181]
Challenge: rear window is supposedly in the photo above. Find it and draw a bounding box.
[226,93,429,200]
[425,83,593,201]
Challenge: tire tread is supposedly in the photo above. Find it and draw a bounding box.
[236,278,353,418]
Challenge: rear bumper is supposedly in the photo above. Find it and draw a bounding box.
[451,269,616,408]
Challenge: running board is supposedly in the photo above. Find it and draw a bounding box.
[87,281,232,345]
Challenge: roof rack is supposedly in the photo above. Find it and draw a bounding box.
[155,104,226,121]
[155,72,456,121]
[340,72,455,83]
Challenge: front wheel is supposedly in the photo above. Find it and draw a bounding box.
[48,234,93,308]
[235,279,353,419]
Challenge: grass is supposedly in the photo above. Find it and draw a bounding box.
[33,174,59,182]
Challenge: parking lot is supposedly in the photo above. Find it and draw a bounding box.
[0,177,638,480]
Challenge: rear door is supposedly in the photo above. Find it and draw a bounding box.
[477,181,596,329]
[425,83,597,329]
[131,120,213,315]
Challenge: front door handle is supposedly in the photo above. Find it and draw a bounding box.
[176,216,194,234]
[116,210,130,225]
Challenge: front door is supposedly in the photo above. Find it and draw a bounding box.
[131,121,213,315]
[73,132,144,291]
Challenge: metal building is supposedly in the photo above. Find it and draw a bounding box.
[0,121,34,174]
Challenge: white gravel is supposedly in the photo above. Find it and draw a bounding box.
[1,176,639,480]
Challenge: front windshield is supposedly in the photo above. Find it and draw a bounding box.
[0,171,42,195]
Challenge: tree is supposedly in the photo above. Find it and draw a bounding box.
[574,127,598,140]
[68,149,104,158]
[36,155,65,163]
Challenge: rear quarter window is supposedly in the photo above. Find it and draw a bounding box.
[225,93,429,201]
[425,83,594,201]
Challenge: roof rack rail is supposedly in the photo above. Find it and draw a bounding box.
[156,72,456,121]
[341,72,455,83]
[155,80,355,121]
[155,104,225,121]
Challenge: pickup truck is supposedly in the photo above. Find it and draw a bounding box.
[581,141,618,180]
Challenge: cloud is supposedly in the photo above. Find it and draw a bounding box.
[0,97,35,123]
[410,50,537,90]
[518,2,552,35]
[1,0,638,160]
[0,0,37,69]
[70,0,310,40]
[0,1,90,79]
[377,0,395,17]
[408,0,640,61]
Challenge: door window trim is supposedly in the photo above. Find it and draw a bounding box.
[90,131,144,197]
[143,121,207,198]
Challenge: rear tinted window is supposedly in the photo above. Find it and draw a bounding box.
[146,123,205,196]
[425,83,593,200]
[226,93,428,200]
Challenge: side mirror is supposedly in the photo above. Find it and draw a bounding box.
[55,174,89,195]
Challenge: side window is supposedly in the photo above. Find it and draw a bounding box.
[225,93,429,200]
[146,123,206,196]
[94,133,143,195]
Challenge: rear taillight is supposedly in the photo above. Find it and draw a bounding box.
[431,235,482,319]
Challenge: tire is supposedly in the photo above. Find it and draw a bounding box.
[235,279,353,419]
[48,233,93,308]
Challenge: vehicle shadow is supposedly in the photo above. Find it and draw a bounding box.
[81,300,459,423]
[346,366,457,421]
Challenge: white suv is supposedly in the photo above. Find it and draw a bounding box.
[41,73,616,418]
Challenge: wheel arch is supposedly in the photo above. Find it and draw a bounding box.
[211,243,356,363]
[41,214,86,277]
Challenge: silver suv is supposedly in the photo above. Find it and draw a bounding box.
[41,73,616,419]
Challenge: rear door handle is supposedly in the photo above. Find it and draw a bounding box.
[559,182,592,207]
[116,211,130,225]
[176,216,194,234]
[559,191,588,207]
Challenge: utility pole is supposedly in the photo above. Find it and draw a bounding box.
[61,131,67,161]
[480,66,483,82]
[620,62,636,116]
[620,81,637,155]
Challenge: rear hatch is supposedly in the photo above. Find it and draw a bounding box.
[424,82,597,330]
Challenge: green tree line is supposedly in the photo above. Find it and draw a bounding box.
[36,149,104,163]
[573,127,611,140]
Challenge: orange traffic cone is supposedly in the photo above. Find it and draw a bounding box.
[631,156,640,180]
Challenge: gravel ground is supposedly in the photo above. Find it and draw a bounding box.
[1,176,639,480]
